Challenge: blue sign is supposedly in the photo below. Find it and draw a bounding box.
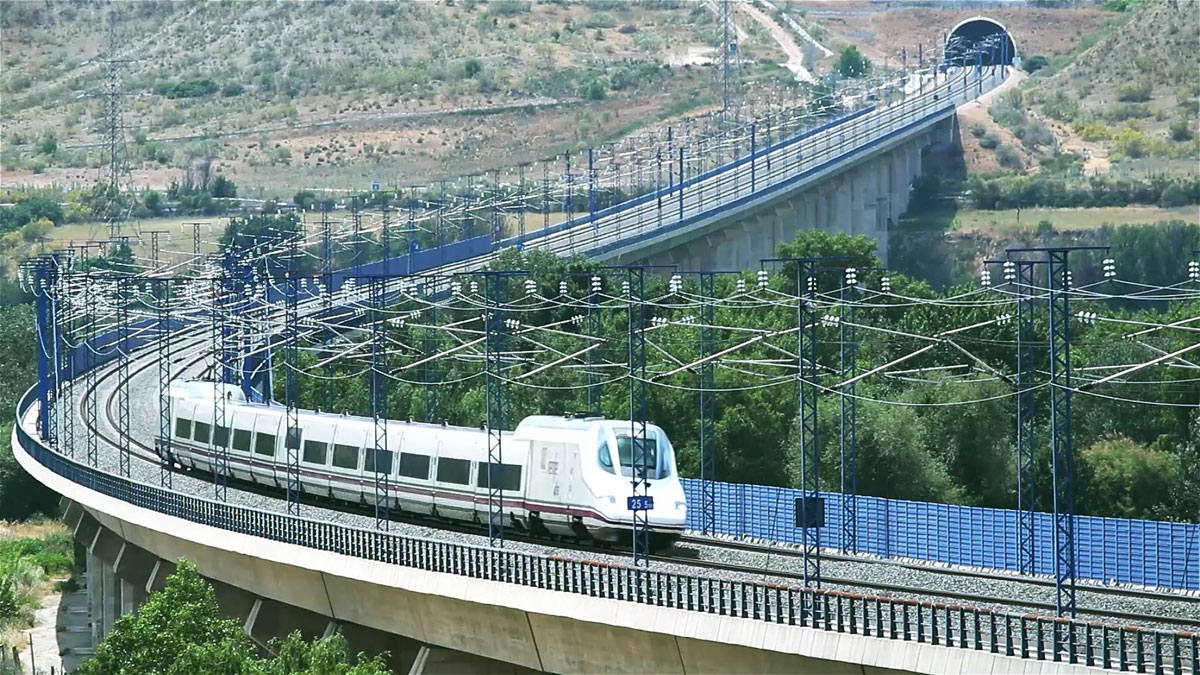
[372,181,381,192]
[409,240,420,254]
[627,495,654,511]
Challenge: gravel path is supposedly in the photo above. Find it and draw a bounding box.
[55,339,1200,634]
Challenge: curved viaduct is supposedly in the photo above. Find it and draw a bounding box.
[14,62,1172,674]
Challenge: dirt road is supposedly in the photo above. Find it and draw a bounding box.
[737,1,816,83]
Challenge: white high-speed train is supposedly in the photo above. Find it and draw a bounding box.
[165,380,687,546]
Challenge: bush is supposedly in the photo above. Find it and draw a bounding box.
[996,144,1022,169]
[220,82,245,97]
[1169,119,1194,142]
[1016,120,1055,150]
[459,58,484,79]
[979,133,1000,149]
[969,123,986,138]
[1159,184,1189,208]
[1077,122,1111,141]
[836,45,871,78]
[1022,55,1049,73]
[488,0,530,15]
[155,79,220,99]
[1116,82,1152,103]
[583,79,607,101]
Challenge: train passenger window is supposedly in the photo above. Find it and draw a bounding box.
[231,429,252,453]
[598,441,614,474]
[436,458,471,485]
[364,448,393,474]
[302,440,328,464]
[174,418,192,440]
[193,421,212,445]
[213,425,229,448]
[398,453,430,479]
[476,463,521,491]
[253,432,276,457]
[332,444,359,470]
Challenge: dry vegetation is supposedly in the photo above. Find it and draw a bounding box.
[1019,0,1200,177]
[1,0,798,194]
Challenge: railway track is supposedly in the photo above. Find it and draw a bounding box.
[73,343,1199,632]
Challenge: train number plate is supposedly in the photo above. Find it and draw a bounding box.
[627,496,654,511]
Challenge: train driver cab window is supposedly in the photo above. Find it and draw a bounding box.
[303,440,328,465]
[436,458,471,485]
[332,444,359,470]
[193,421,211,445]
[231,428,252,453]
[598,441,615,474]
[253,432,277,457]
[174,418,192,440]
[616,432,662,479]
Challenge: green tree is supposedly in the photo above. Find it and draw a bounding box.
[1022,55,1049,73]
[19,217,51,243]
[1078,438,1180,519]
[143,190,164,216]
[211,175,238,199]
[79,559,255,675]
[80,560,392,675]
[835,45,871,78]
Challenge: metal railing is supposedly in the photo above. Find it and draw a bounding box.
[12,387,1197,674]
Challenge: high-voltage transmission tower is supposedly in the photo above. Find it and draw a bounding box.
[719,0,742,128]
[94,9,136,241]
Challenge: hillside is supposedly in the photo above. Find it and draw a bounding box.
[963,0,1199,177]
[1,0,799,194]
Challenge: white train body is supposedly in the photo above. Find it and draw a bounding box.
[166,380,687,544]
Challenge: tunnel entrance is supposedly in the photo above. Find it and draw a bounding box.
[944,17,1017,67]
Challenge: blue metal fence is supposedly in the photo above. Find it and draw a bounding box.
[682,479,1200,591]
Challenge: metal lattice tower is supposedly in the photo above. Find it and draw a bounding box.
[839,272,859,554]
[484,272,516,547]
[1048,251,1076,621]
[627,267,651,566]
[284,238,302,515]
[210,275,229,501]
[720,0,742,129]
[116,275,131,477]
[97,10,134,241]
[84,276,99,468]
[57,263,76,459]
[587,275,603,415]
[424,283,440,424]
[370,276,391,530]
[1015,260,1038,576]
[321,203,335,413]
[156,278,172,488]
[698,271,717,536]
[796,259,821,588]
[32,260,55,444]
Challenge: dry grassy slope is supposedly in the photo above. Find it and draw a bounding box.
[2,0,790,193]
[786,1,1112,62]
[1021,1,1199,174]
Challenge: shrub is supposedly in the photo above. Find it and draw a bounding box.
[1022,55,1049,73]
[1105,103,1152,122]
[835,45,870,78]
[1159,184,1189,208]
[979,133,1000,149]
[618,24,638,34]
[996,145,1022,169]
[584,79,607,101]
[1077,122,1111,141]
[969,123,986,138]
[220,83,245,97]
[488,0,530,15]
[1116,82,1152,103]
[459,58,484,79]
[584,11,617,29]
[1016,120,1055,150]
[1113,127,1149,158]
[1169,119,1194,142]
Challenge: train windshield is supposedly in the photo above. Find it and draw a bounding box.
[613,428,673,480]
